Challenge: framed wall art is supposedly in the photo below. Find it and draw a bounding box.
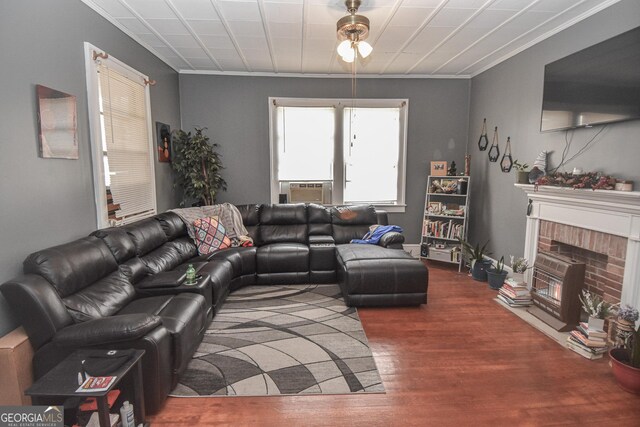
[156,122,171,162]
[430,161,447,176]
[36,84,78,159]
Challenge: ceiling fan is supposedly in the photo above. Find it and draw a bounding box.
[336,0,372,63]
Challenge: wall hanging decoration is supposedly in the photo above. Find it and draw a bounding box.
[500,136,513,172]
[464,154,471,176]
[477,118,488,151]
[36,84,78,159]
[488,126,500,162]
[430,161,447,176]
[156,122,171,162]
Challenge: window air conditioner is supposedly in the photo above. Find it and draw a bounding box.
[289,183,326,204]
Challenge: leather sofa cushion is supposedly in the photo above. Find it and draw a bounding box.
[125,219,168,256]
[155,212,187,241]
[308,203,332,236]
[195,260,233,313]
[139,245,183,275]
[206,246,256,277]
[256,243,309,274]
[118,293,207,376]
[62,270,136,322]
[91,228,136,263]
[53,313,162,347]
[260,224,307,245]
[24,236,118,298]
[169,237,198,260]
[259,204,308,245]
[236,204,261,244]
[330,205,379,244]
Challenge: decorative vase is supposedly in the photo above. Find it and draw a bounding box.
[588,316,605,331]
[471,259,492,282]
[617,318,636,332]
[486,268,508,290]
[516,171,529,184]
[609,348,640,394]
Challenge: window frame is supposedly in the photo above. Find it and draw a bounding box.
[84,42,157,229]
[268,97,408,213]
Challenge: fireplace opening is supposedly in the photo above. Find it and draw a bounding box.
[528,252,586,332]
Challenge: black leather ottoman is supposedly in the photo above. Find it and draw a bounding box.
[336,244,428,307]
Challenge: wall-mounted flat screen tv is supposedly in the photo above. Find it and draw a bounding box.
[540,26,640,132]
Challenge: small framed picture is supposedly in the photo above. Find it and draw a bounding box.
[431,161,447,176]
[427,201,442,214]
[156,122,171,162]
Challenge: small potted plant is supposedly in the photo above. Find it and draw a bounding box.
[509,256,530,284]
[458,238,492,282]
[610,305,640,394]
[513,160,530,184]
[578,289,615,331]
[486,256,508,290]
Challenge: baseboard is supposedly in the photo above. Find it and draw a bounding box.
[403,244,420,258]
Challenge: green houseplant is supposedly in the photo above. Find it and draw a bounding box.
[458,238,492,282]
[610,305,640,394]
[171,127,227,206]
[513,160,530,184]
[486,256,508,290]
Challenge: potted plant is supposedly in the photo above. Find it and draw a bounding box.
[458,238,492,282]
[513,160,530,184]
[610,305,640,394]
[486,256,508,290]
[578,289,615,331]
[509,256,530,284]
[171,127,227,206]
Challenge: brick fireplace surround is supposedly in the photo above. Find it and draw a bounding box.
[516,184,640,310]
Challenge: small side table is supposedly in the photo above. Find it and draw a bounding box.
[26,349,146,427]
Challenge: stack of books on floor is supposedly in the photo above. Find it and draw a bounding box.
[566,322,608,360]
[497,278,532,307]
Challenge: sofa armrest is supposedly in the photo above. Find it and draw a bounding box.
[53,314,162,347]
[378,232,405,248]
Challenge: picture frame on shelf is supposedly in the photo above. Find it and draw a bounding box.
[427,201,443,214]
[430,161,447,176]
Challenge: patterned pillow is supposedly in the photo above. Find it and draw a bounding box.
[193,216,231,255]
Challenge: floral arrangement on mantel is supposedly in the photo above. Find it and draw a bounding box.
[579,289,617,320]
[535,171,618,190]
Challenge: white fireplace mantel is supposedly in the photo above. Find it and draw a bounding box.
[515,184,640,309]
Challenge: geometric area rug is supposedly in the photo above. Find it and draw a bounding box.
[170,284,385,396]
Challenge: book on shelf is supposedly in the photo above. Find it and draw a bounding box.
[500,287,531,299]
[422,220,462,240]
[569,330,606,348]
[578,322,607,338]
[76,376,117,393]
[565,336,606,360]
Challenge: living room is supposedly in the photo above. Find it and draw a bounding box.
[1,0,640,425]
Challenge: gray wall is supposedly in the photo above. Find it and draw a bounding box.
[466,0,640,262]
[0,0,181,336]
[179,75,470,243]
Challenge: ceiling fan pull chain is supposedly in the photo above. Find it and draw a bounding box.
[500,136,513,172]
[478,118,488,151]
[488,126,500,162]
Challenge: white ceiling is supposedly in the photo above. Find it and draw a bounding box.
[82,0,621,77]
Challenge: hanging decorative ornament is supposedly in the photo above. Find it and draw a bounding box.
[478,118,488,151]
[488,126,500,162]
[500,136,513,172]
[464,154,471,176]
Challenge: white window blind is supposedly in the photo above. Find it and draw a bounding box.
[85,42,157,229]
[98,63,155,223]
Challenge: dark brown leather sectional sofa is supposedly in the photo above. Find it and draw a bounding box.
[1,203,427,413]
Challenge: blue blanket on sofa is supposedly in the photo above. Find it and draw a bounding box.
[351,225,403,245]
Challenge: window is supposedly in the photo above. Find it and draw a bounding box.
[269,98,407,211]
[84,43,157,228]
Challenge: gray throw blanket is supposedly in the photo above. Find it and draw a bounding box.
[170,203,249,246]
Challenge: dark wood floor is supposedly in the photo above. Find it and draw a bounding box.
[148,263,640,426]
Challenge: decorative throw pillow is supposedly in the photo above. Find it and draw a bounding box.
[193,216,231,255]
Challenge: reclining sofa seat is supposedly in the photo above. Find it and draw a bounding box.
[0,234,208,414]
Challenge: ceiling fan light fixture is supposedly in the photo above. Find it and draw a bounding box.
[336,0,372,63]
[357,41,372,58]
